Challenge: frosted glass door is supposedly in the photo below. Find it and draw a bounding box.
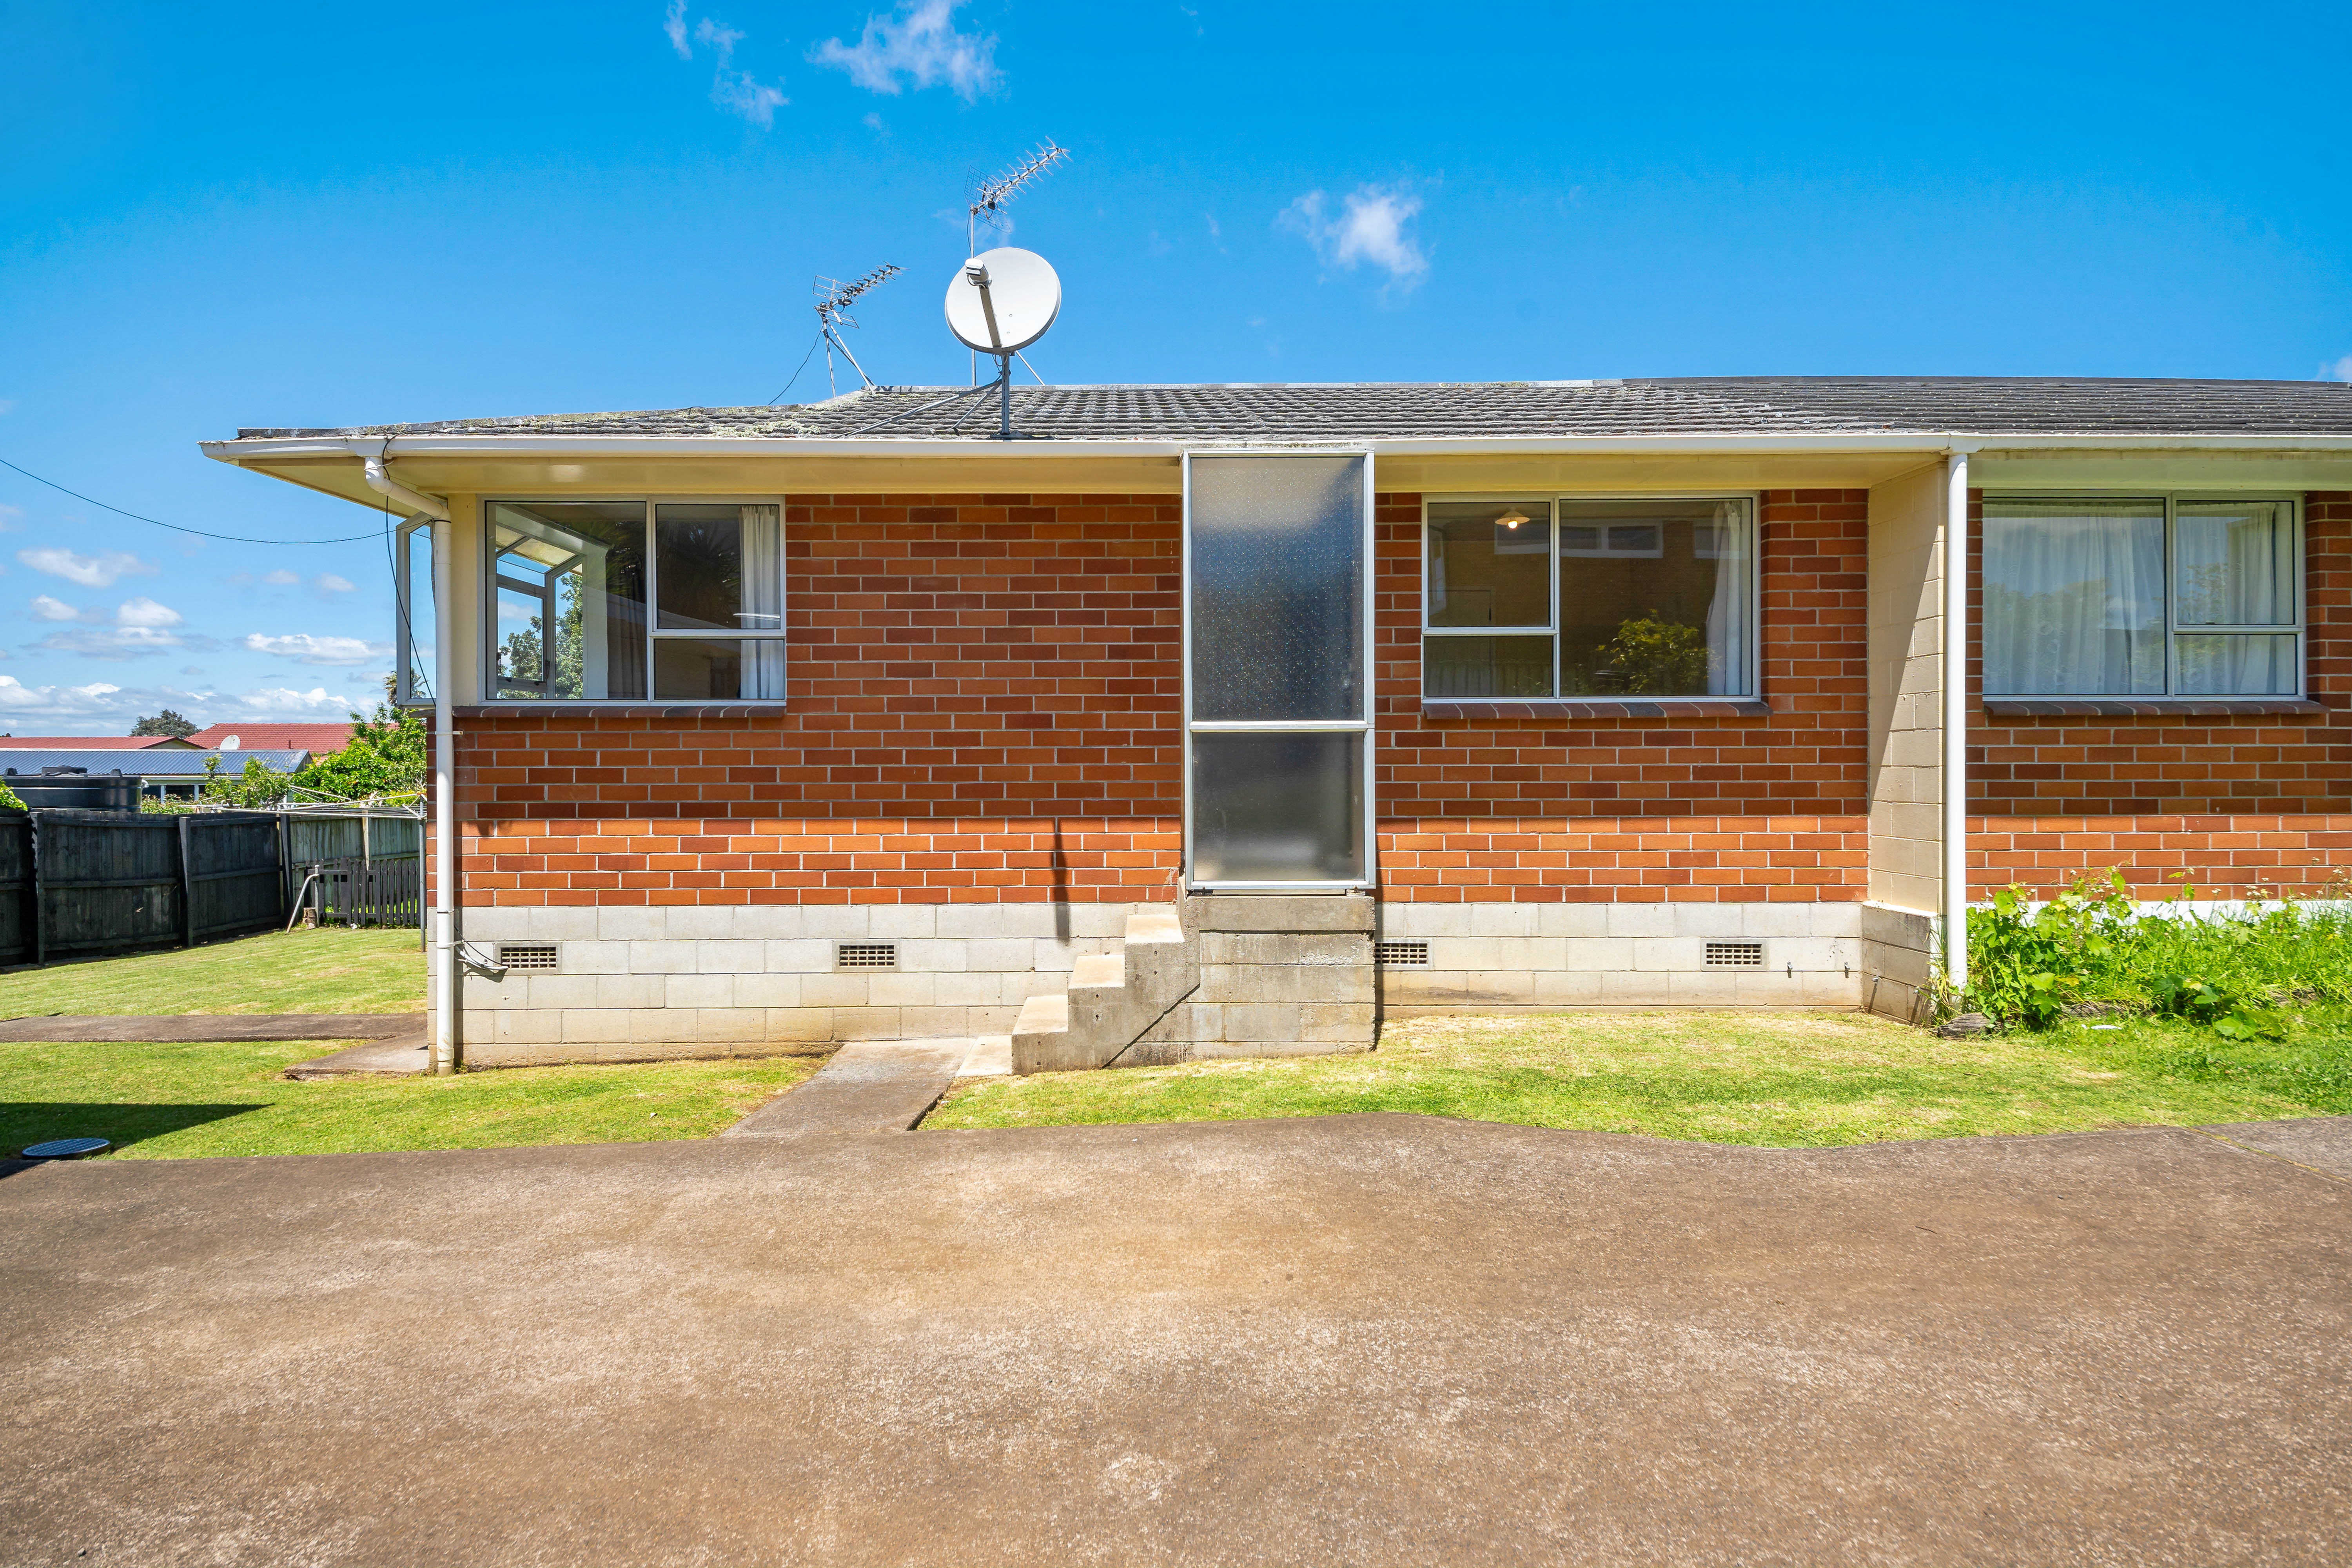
[1185,453,1372,887]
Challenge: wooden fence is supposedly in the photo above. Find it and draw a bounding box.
[295,854,423,930]
[0,809,286,966]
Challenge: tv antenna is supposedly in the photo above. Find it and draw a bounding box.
[813,263,901,396]
[965,140,1068,381]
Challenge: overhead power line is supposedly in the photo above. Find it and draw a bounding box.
[0,455,386,545]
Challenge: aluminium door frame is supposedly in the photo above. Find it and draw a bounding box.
[1180,448,1379,893]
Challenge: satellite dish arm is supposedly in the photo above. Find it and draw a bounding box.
[964,262,1004,351]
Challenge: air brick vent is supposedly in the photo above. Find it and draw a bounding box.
[836,941,897,970]
[1376,940,1430,967]
[1704,941,1765,969]
[497,942,559,971]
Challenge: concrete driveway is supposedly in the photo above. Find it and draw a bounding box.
[3,1114,2348,1566]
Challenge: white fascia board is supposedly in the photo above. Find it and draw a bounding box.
[198,431,2352,464]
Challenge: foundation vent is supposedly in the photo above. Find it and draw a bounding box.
[836,941,898,970]
[497,942,560,971]
[1704,941,1765,969]
[1376,940,1430,967]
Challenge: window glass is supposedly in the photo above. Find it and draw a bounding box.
[1189,456,1364,722]
[2177,634,2298,696]
[1983,498,2166,695]
[2176,501,2294,627]
[488,502,646,700]
[1426,502,1550,628]
[398,524,435,704]
[654,637,788,701]
[657,503,786,633]
[1190,731,1364,884]
[1555,499,1751,696]
[1424,636,1554,699]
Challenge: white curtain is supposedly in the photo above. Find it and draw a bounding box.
[1702,501,1748,695]
[1983,502,2166,694]
[739,503,787,699]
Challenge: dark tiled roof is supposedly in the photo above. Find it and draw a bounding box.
[232,376,2352,444]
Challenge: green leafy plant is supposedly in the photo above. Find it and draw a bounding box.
[0,778,25,812]
[1959,873,2132,1028]
[1594,614,1710,695]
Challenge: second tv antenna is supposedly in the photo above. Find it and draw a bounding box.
[813,263,901,396]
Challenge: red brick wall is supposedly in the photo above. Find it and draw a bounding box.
[1376,489,1870,903]
[454,493,1184,906]
[1967,490,2352,898]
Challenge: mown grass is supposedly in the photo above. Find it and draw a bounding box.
[928,1009,2336,1145]
[0,927,423,1017]
[0,1036,822,1160]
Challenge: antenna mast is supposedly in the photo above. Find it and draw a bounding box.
[813,263,902,397]
[965,139,1069,382]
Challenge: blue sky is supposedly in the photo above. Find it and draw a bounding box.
[3,0,2347,735]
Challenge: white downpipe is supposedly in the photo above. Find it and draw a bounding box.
[1942,450,1971,993]
[357,449,461,1074]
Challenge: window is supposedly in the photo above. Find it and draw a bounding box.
[1982,495,2300,697]
[1422,496,1755,699]
[393,515,436,708]
[486,499,786,702]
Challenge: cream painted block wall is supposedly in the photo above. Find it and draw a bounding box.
[1866,464,1945,916]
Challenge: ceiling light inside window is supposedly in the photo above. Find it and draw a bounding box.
[1495,509,1530,530]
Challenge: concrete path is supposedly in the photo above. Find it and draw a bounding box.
[724,1038,969,1136]
[0,1012,423,1044]
[2,1114,2347,1566]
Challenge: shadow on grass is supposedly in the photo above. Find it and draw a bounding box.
[1,1103,262,1169]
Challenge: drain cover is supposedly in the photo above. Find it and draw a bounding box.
[21,1137,110,1160]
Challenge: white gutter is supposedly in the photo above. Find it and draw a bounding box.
[201,430,2352,464]
[356,445,461,1077]
[1943,451,1972,996]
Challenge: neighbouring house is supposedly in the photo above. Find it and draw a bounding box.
[0,749,312,802]
[201,377,2352,1071]
[0,735,197,750]
[183,722,356,753]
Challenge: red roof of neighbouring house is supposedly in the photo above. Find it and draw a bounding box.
[183,722,354,753]
[0,735,186,749]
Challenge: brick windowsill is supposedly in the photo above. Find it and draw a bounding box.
[1983,699,2328,718]
[452,704,791,720]
[1419,699,1773,720]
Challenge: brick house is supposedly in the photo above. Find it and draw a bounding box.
[203,378,2352,1071]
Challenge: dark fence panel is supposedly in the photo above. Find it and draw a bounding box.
[0,814,30,965]
[188,815,285,940]
[12,809,285,964]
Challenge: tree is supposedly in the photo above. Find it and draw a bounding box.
[131,709,198,738]
[190,703,427,810]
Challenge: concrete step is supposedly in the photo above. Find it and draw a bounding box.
[1011,906,1200,1075]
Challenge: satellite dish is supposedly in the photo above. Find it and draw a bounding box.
[220,734,241,750]
[944,247,1060,356]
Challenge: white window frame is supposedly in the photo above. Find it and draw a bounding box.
[392,513,435,709]
[481,495,790,706]
[1980,491,2305,701]
[1419,491,1762,701]
[1181,449,1377,892]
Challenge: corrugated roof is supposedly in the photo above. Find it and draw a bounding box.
[0,750,310,777]
[228,377,2352,444]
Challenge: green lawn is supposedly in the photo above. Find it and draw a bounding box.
[928,1010,2340,1145]
[0,927,424,1016]
[1,1036,820,1160]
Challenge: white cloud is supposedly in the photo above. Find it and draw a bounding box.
[263,568,300,586]
[31,594,77,621]
[116,597,182,628]
[314,573,356,593]
[216,685,348,719]
[666,5,788,125]
[243,632,392,666]
[18,546,156,588]
[0,675,127,716]
[35,625,190,659]
[1279,183,1430,293]
[0,503,21,532]
[2323,355,2352,383]
[812,0,1000,101]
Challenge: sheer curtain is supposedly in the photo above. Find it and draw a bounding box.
[2174,501,2295,694]
[739,504,787,699]
[1983,500,2166,694]
[1702,501,1748,695]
